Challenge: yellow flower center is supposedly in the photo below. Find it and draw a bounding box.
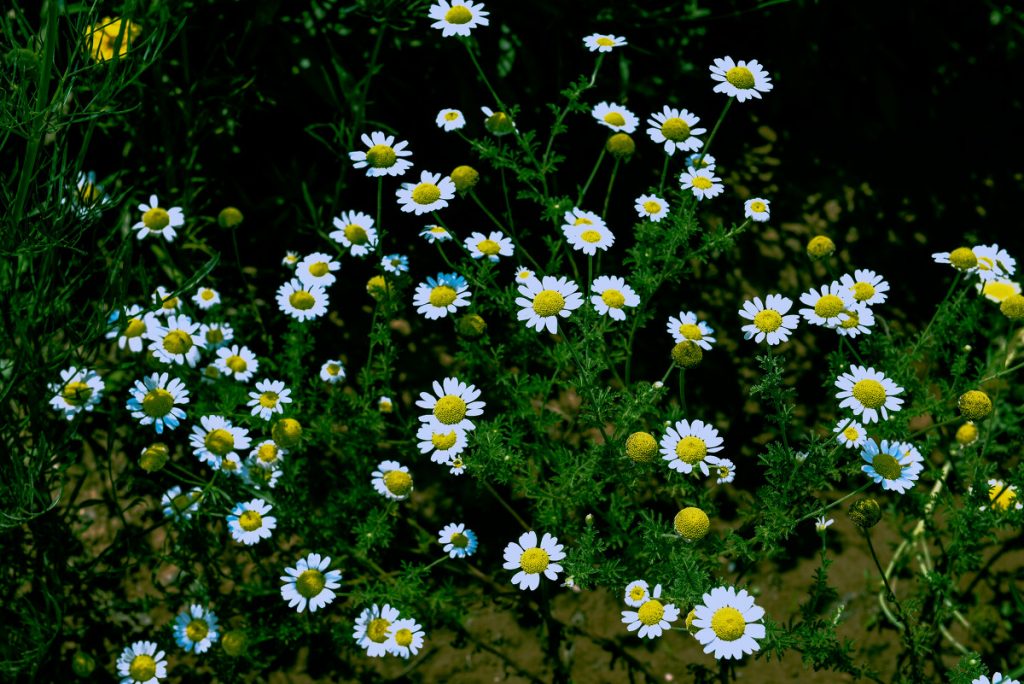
[579,229,602,243]
[445,5,472,23]
[725,66,755,89]
[675,436,707,464]
[852,379,886,408]
[444,111,460,121]
[308,262,329,277]
[519,547,550,573]
[344,223,368,245]
[478,239,501,256]
[749,200,767,213]
[637,599,665,626]
[142,388,174,417]
[142,207,170,231]
[412,183,442,205]
[384,469,413,496]
[450,532,469,548]
[206,328,224,344]
[596,36,615,47]
[62,381,93,406]
[841,311,860,329]
[842,426,860,441]
[807,235,835,258]
[753,309,782,333]
[711,606,746,640]
[977,256,994,271]
[259,392,279,408]
[289,290,315,311]
[691,176,713,190]
[124,318,146,337]
[128,654,157,682]
[814,294,845,318]
[852,282,875,301]
[365,144,397,168]
[625,432,658,463]
[601,289,625,309]
[674,507,710,540]
[257,443,279,463]
[642,200,662,214]
[718,465,731,478]
[603,111,626,126]
[431,431,458,450]
[225,355,247,373]
[871,452,902,480]
[989,483,1017,511]
[367,618,391,643]
[205,428,235,456]
[533,290,565,317]
[296,569,326,598]
[661,117,691,142]
[629,586,647,602]
[982,281,1017,302]
[239,509,263,531]
[326,363,342,376]
[163,330,193,355]
[394,628,414,647]
[161,296,179,310]
[186,618,209,642]
[678,323,703,340]
[949,247,978,270]
[433,395,468,424]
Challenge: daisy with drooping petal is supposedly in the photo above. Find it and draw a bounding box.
[247,379,292,420]
[516,275,585,334]
[161,485,203,520]
[420,225,451,243]
[282,251,299,268]
[330,211,378,257]
[127,372,189,434]
[69,170,109,216]
[514,265,539,287]
[590,275,640,321]
[116,640,167,684]
[978,280,1022,303]
[744,198,770,222]
[502,531,566,591]
[983,480,1023,511]
[834,418,867,448]
[106,305,156,352]
[583,33,626,52]
[686,153,717,171]
[436,108,466,131]
[714,458,736,484]
[447,455,467,475]
[397,171,456,215]
[320,359,346,383]
[861,438,922,494]
[353,604,401,657]
[816,516,834,532]
[372,460,414,500]
[133,194,185,241]
[173,604,219,654]
[738,295,799,345]
[647,106,706,155]
[932,247,980,272]
[413,272,471,320]
[215,344,259,382]
[621,584,680,639]
[839,269,890,306]
[382,253,409,275]
[190,415,251,468]
[249,439,286,470]
[564,222,615,255]
[799,282,856,327]
[152,286,183,316]
[192,286,220,310]
[661,419,724,476]
[666,311,716,350]
[243,458,282,489]
[277,279,329,321]
[592,102,638,133]
[49,367,104,420]
[148,315,206,367]
[973,673,1021,684]
[417,422,469,463]
[709,57,774,102]
[635,194,669,222]
[481,106,517,135]
[227,498,277,545]
[624,580,650,608]
[438,522,478,558]
[296,252,341,288]
[387,618,425,659]
[562,207,606,231]
[198,321,233,350]
[974,244,1017,283]
[349,131,413,177]
[281,553,342,613]
[416,376,485,432]
[835,365,904,423]
[465,231,514,261]
[378,396,393,413]
[429,0,489,37]
[834,303,875,338]
[692,585,766,659]
[679,167,724,200]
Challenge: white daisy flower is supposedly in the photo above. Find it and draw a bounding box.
[623,579,650,608]
[621,583,680,639]
[387,618,425,659]
[189,415,251,468]
[465,230,514,261]
[428,0,489,37]
[436,108,466,131]
[198,321,233,350]
[692,585,766,659]
[378,395,394,413]
[562,207,606,231]
[679,167,724,200]
[974,244,1016,283]
[815,516,834,532]
[151,286,183,317]
[161,485,202,520]
[744,198,770,222]
[447,455,467,475]
[635,194,669,222]
[227,498,277,545]
[320,359,346,383]
[172,604,219,654]
[502,530,566,591]
[413,272,471,320]
[132,194,184,241]
[49,366,104,420]
[420,225,452,243]
[861,438,922,494]
[973,673,1021,684]
[106,305,156,353]
[564,222,615,255]
[397,170,456,216]
[666,311,716,349]
[514,265,540,287]
[381,253,409,274]
[116,640,167,684]
[276,278,329,321]
[646,106,706,156]
[984,480,1023,511]
[147,315,206,367]
[481,106,518,136]
[798,282,856,327]
[416,422,469,463]
[218,452,244,477]
[592,101,638,133]
[249,439,286,470]
[516,275,584,334]
[834,418,867,448]
[247,379,292,420]
[372,460,414,500]
[348,130,413,177]
[709,57,774,102]
[126,372,189,434]
[280,553,342,613]
[438,522,478,558]
[835,303,875,338]
[296,252,341,288]
[191,287,220,310]
[686,153,717,171]
[978,280,1022,303]
[738,294,800,345]
[932,247,980,273]
[330,211,378,257]
[834,365,904,423]
[713,458,737,484]
[838,269,889,306]
[353,604,401,657]
[242,458,282,489]
[215,344,259,382]
[660,419,724,476]
[282,251,300,268]
[583,33,627,52]
[416,376,485,432]
[590,275,640,321]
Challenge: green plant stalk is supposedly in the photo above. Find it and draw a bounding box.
[695,97,734,167]
[799,482,872,523]
[577,146,606,206]
[470,190,541,272]
[602,158,619,219]
[542,54,603,169]
[864,527,921,677]
[658,155,670,194]
[908,272,962,358]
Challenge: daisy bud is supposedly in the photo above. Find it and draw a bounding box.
[958,390,992,420]
[673,507,710,542]
[653,381,664,389]
[806,235,835,260]
[450,165,480,193]
[1000,293,1024,320]
[378,396,393,413]
[671,341,703,368]
[606,132,635,159]
[625,431,658,463]
[585,513,594,526]
[272,418,302,449]
[71,650,96,677]
[484,110,515,136]
[947,246,978,270]
[457,313,487,338]
[848,498,881,529]
[221,629,247,657]
[955,421,978,446]
[366,275,391,301]
[139,442,169,472]
[684,608,700,635]
[217,206,244,228]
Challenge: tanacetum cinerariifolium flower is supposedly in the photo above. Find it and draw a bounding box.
[428,0,490,37]
[691,585,766,659]
[709,57,774,102]
[438,522,478,558]
[126,372,189,433]
[349,131,412,177]
[738,295,799,345]
[132,194,184,241]
[280,553,342,613]
[860,438,922,494]
[353,604,400,657]
[172,604,219,654]
[503,531,565,590]
[116,640,166,684]
[834,365,904,423]
[49,367,104,420]
[416,376,485,432]
[227,498,277,545]
[621,583,679,639]
[516,275,584,334]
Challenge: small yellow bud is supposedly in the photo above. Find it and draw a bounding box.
[1000,293,1024,320]
[366,275,390,301]
[272,418,302,449]
[671,341,703,368]
[673,507,710,541]
[222,629,247,657]
[450,165,480,193]
[457,313,487,338]
[625,432,658,463]
[606,133,635,159]
[484,111,515,136]
[806,235,836,259]
[955,421,978,446]
[217,206,244,228]
[958,390,992,420]
[71,650,96,677]
[139,443,169,472]
[848,498,881,529]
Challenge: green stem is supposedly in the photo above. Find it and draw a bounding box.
[678,368,687,413]
[695,98,734,168]
[658,155,670,194]
[481,481,530,531]
[864,528,920,673]
[543,55,604,170]
[799,482,873,524]
[979,358,1024,384]
[470,190,541,272]
[577,146,606,206]
[375,177,384,259]
[602,158,620,219]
